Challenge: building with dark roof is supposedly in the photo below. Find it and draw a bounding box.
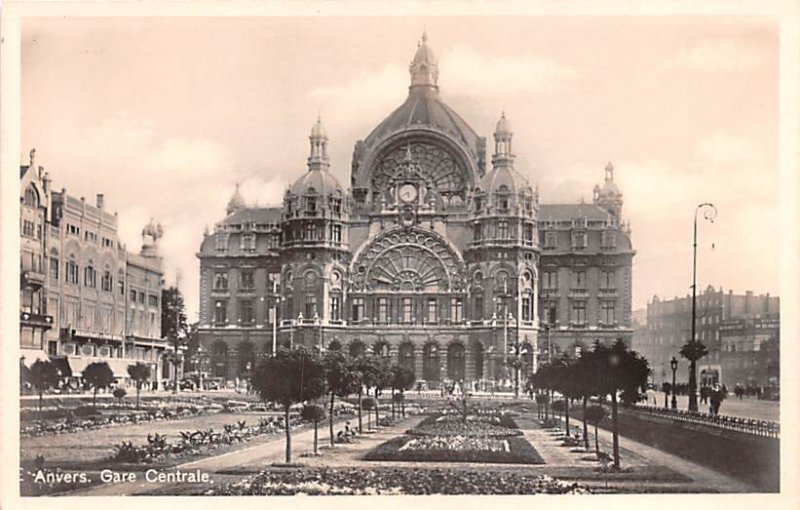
[195,33,635,387]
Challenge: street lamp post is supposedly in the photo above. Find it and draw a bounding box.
[688,203,716,413]
[670,356,678,410]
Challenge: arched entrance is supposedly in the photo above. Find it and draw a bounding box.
[210,340,229,379]
[447,343,466,381]
[349,339,366,358]
[399,342,415,375]
[422,343,440,382]
[373,340,391,358]
[473,342,485,380]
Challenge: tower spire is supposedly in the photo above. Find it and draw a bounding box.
[409,30,438,93]
[308,116,330,171]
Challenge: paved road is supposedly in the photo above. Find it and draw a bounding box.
[646,394,779,422]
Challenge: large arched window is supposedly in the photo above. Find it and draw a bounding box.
[447,343,465,381]
[101,266,113,292]
[422,343,440,382]
[23,186,39,208]
[66,255,79,285]
[84,261,97,288]
[399,342,415,374]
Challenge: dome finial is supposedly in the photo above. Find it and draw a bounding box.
[421,28,428,44]
[409,30,438,92]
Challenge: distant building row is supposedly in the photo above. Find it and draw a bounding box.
[20,150,169,387]
[632,286,779,388]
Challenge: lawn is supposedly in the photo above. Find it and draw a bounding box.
[20,411,280,466]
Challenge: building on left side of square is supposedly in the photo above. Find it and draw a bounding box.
[20,149,169,391]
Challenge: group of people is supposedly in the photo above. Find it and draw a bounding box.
[700,384,727,416]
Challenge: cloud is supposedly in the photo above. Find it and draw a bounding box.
[441,44,579,97]
[674,38,768,73]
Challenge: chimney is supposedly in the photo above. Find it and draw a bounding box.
[97,193,105,209]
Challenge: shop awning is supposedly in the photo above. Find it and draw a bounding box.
[20,350,49,367]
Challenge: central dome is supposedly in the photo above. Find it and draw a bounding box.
[360,32,483,163]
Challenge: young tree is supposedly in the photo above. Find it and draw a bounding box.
[593,339,650,468]
[680,339,709,413]
[300,403,327,455]
[83,362,115,408]
[322,351,361,447]
[391,365,415,418]
[251,348,328,463]
[161,286,189,392]
[361,397,376,429]
[127,362,151,410]
[352,356,380,433]
[113,387,127,408]
[369,357,393,427]
[584,404,608,456]
[29,360,60,413]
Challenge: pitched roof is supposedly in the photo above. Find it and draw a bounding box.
[20,165,30,179]
[538,203,611,221]
[222,207,282,225]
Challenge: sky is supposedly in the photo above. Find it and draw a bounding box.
[20,15,780,321]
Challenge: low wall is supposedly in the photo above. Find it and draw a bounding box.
[575,406,779,492]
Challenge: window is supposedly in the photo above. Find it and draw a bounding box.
[239,299,254,325]
[50,257,59,280]
[214,300,227,325]
[215,233,227,252]
[68,224,80,236]
[401,297,414,323]
[148,294,159,307]
[84,263,97,288]
[524,224,534,242]
[85,231,97,243]
[102,237,114,248]
[572,271,586,290]
[543,271,558,290]
[332,198,341,215]
[522,295,532,321]
[241,233,256,252]
[544,231,557,249]
[267,234,279,249]
[305,294,317,318]
[450,298,463,323]
[473,223,482,241]
[498,221,508,239]
[138,291,145,304]
[22,219,36,238]
[377,298,389,323]
[307,196,317,213]
[426,299,438,323]
[602,230,616,249]
[130,289,137,303]
[213,271,228,291]
[545,302,558,326]
[572,231,587,249]
[351,297,365,322]
[101,270,113,292]
[474,197,482,211]
[571,301,586,325]
[601,270,616,289]
[330,295,341,321]
[332,224,342,243]
[118,276,125,296]
[473,294,484,320]
[306,223,316,240]
[239,270,255,290]
[601,301,616,324]
[23,187,39,207]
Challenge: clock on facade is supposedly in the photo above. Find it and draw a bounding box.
[399,183,418,203]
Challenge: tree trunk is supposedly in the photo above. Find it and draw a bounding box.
[391,390,395,419]
[367,409,371,429]
[565,398,570,435]
[39,388,43,413]
[582,396,589,450]
[93,387,98,409]
[136,384,141,410]
[688,359,698,412]
[401,389,406,418]
[594,423,599,455]
[357,390,363,433]
[284,405,292,464]
[313,420,318,455]
[374,389,380,427]
[611,391,620,468]
[329,393,335,447]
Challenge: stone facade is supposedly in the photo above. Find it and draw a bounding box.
[20,151,167,387]
[633,286,779,386]
[196,34,635,387]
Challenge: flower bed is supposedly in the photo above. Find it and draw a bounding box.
[207,467,589,495]
[364,435,543,464]
[409,412,521,438]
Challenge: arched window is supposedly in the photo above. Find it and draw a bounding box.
[23,186,39,208]
[101,266,113,292]
[66,255,79,285]
[84,262,96,288]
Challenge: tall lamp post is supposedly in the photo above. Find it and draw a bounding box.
[670,356,678,409]
[687,203,716,413]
